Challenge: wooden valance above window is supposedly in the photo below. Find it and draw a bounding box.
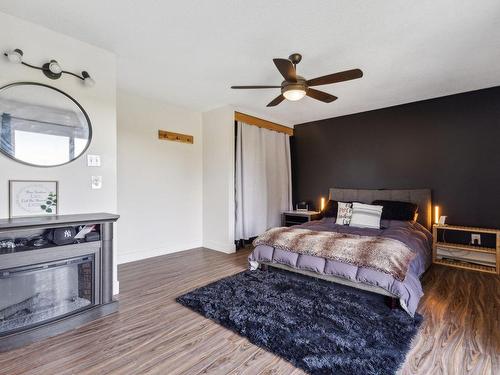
[234,111,293,136]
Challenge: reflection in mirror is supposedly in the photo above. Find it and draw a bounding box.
[0,83,91,167]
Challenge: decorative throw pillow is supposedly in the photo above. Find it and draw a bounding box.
[349,202,383,229]
[322,200,338,217]
[372,200,419,221]
[335,202,353,225]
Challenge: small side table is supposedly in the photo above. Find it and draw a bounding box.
[282,211,321,227]
[432,224,499,274]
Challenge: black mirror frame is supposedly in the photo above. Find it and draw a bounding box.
[0,82,93,168]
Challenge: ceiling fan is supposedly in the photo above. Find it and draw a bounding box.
[231,53,363,107]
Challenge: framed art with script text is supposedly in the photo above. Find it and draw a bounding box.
[9,180,59,218]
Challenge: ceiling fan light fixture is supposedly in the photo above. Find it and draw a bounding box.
[283,85,306,101]
[230,52,362,107]
[283,89,306,101]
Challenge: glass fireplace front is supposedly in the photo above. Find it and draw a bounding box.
[0,255,94,335]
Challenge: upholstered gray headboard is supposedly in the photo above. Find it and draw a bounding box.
[328,188,432,230]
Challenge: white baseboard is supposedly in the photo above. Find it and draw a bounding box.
[118,241,203,264]
[203,240,236,254]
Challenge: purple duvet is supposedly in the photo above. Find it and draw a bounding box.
[248,218,432,316]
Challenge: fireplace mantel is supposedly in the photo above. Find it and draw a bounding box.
[0,212,119,230]
[0,213,119,352]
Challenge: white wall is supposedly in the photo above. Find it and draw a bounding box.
[0,12,119,293]
[202,106,236,253]
[118,100,290,260]
[117,91,203,263]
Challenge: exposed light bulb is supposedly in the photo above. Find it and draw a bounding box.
[6,49,23,63]
[283,88,306,101]
[82,71,95,87]
[48,60,62,74]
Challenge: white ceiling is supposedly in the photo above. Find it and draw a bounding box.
[1,0,499,125]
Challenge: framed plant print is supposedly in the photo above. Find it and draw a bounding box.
[9,180,59,218]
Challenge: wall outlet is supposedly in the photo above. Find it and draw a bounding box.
[87,154,101,167]
[91,176,102,189]
[471,233,481,246]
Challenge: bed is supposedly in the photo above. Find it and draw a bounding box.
[248,188,433,316]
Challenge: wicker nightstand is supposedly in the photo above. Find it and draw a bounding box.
[282,211,321,227]
[432,224,500,274]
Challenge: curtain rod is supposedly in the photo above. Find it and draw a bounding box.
[234,111,293,136]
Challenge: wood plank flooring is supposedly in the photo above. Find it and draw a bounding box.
[0,247,498,374]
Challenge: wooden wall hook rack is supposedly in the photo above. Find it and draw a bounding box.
[158,130,194,144]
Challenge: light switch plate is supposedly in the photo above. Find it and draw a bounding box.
[87,154,101,167]
[91,176,102,189]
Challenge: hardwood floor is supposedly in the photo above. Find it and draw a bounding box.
[0,247,498,374]
[401,266,499,375]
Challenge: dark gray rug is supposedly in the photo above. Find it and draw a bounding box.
[176,268,422,375]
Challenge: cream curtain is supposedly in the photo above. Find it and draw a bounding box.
[235,121,292,240]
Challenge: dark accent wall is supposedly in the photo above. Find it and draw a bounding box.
[291,86,500,228]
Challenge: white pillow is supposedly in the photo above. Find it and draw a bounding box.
[335,202,353,225]
[349,202,383,229]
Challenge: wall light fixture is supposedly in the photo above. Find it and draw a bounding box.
[4,48,95,87]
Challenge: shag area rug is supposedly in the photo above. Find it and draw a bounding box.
[176,268,422,375]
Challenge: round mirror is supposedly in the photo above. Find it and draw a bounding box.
[0,82,92,167]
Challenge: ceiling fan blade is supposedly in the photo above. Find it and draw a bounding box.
[266,95,285,107]
[307,69,363,87]
[273,58,297,82]
[306,88,338,103]
[231,85,281,89]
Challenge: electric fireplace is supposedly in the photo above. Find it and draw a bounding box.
[0,213,119,352]
[0,255,95,335]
